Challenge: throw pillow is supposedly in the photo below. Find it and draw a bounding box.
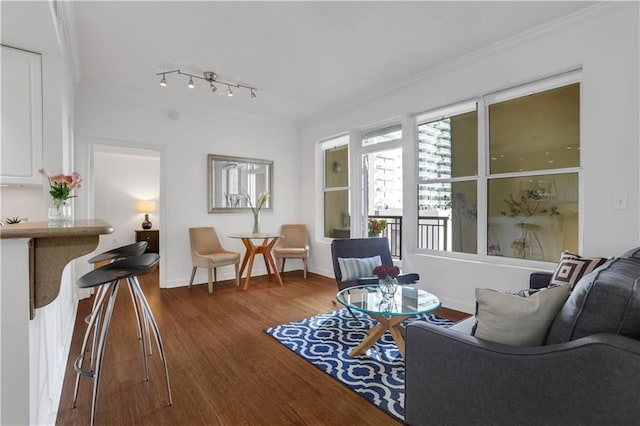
[473,284,571,346]
[337,255,382,282]
[546,256,640,344]
[549,251,608,288]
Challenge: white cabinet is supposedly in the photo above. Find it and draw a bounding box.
[1,46,43,185]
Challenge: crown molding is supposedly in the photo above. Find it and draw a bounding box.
[49,0,81,83]
[298,2,631,128]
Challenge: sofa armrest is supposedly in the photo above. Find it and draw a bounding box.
[404,321,640,426]
[529,271,553,289]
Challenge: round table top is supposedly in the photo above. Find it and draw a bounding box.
[336,284,441,317]
[228,233,282,239]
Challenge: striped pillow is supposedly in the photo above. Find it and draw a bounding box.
[550,251,608,288]
[337,256,382,282]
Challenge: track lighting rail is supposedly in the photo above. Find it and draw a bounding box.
[156,69,257,98]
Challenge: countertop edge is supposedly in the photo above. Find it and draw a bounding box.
[0,219,115,239]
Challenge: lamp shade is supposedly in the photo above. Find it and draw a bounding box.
[137,200,156,214]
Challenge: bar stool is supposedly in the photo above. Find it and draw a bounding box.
[73,242,150,409]
[73,253,172,426]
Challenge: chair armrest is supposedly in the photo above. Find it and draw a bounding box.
[356,273,419,286]
[529,271,553,289]
[405,322,640,425]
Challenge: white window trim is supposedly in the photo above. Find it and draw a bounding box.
[414,71,583,265]
[416,99,478,126]
[318,134,350,243]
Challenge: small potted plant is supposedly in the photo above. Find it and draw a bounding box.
[368,218,387,237]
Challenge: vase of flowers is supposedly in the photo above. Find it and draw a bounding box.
[374,264,400,299]
[39,169,82,223]
[244,191,270,234]
[368,218,387,237]
[501,189,558,259]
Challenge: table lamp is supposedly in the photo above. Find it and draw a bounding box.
[137,200,156,230]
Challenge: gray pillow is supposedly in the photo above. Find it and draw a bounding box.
[546,256,640,344]
[473,284,571,346]
[337,255,382,282]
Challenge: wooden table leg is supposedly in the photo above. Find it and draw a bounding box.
[349,314,410,358]
[240,238,259,290]
[264,237,283,287]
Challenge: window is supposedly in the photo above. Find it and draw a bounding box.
[362,124,402,146]
[417,101,478,254]
[322,135,350,238]
[487,81,580,261]
[416,72,581,262]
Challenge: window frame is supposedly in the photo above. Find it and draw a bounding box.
[414,70,582,266]
[416,99,479,255]
[319,134,350,241]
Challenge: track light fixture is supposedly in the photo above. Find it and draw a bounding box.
[156,69,257,99]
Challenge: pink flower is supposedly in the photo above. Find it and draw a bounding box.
[70,172,83,189]
[39,168,82,201]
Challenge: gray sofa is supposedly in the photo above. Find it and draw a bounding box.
[404,248,640,425]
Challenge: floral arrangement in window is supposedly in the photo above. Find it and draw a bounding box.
[501,189,559,259]
[368,218,387,236]
[501,189,558,221]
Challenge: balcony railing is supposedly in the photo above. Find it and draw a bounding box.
[369,214,449,260]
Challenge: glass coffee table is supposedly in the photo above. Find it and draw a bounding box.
[336,285,441,358]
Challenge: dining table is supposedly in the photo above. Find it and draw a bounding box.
[228,233,283,290]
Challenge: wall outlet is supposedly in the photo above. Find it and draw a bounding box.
[613,194,628,210]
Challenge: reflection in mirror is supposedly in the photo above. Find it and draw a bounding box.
[208,154,273,213]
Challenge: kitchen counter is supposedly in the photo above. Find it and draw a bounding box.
[1,219,113,425]
[0,219,114,318]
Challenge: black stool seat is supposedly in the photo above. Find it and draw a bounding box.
[87,241,148,264]
[77,253,160,289]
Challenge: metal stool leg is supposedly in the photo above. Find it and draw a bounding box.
[130,276,173,406]
[72,281,112,408]
[90,280,120,426]
[126,279,149,381]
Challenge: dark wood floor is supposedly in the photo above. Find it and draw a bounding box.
[56,269,468,425]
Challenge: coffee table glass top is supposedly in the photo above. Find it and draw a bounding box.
[336,285,441,317]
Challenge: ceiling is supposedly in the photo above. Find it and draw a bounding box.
[6,1,598,123]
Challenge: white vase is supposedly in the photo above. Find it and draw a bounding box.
[48,199,72,223]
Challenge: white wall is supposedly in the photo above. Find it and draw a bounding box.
[299,4,640,313]
[74,83,300,288]
[93,148,161,254]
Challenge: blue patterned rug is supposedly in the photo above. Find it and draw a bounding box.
[264,308,454,422]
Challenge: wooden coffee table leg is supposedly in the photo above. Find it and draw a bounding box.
[349,314,409,358]
[349,323,386,357]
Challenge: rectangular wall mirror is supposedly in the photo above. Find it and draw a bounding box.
[208,154,273,213]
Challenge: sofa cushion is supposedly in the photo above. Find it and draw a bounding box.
[546,256,640,344]
[472,284,570,346]
[549,251,608,288]
[337,255,381,282]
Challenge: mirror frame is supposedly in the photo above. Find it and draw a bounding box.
[207,154,273,213]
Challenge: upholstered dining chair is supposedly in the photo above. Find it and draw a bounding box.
[273,224,310,278]
[188,227,241,293]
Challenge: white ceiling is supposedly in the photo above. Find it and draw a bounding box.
[8,1,599,123]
